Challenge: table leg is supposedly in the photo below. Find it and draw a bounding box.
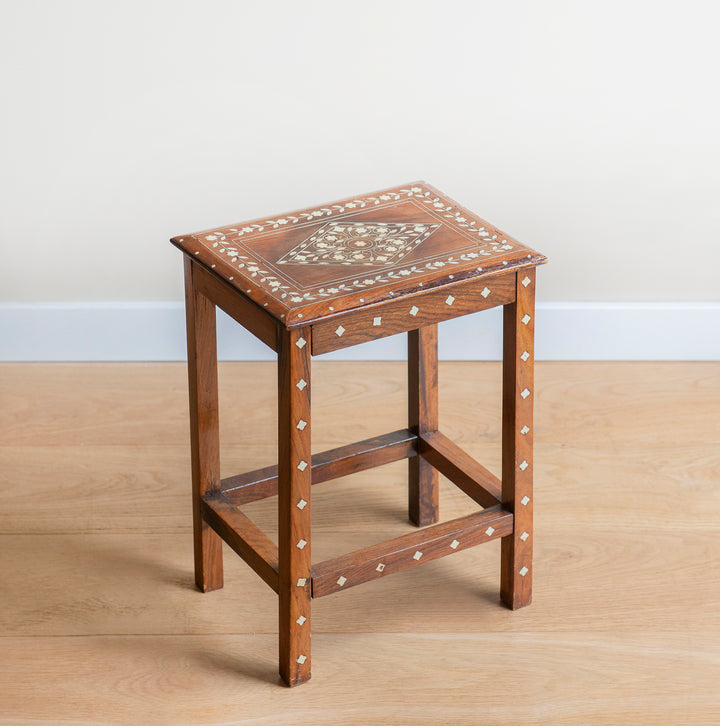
[501,269,536,609]
[278,327,312,686]
[408,325,439,526]
[184,257,223,592]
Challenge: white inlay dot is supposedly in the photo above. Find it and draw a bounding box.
[373,316,382,326]
[520,351,530,362]
[296,499,307,510]
[445,295,455,306]
[522,276,531,287]
[413,551,423,560]
[297,578,307,587]
[296,419,307,430]
[519,566,529,577]
[520,531,530,542]
[521,496,531,506]
[521,425,530,435]
[409,305,419,316]
[450,539,460,549]
[336,576,347,587]
[295,337,306,349]
[296,379,307,391]
[296,615,307,626]
[335,325,345,337]
[519,460,529,471]
[522,314,531,325]
[296,539,307,549]
[485,526,495,536]
[297,655,307,665]
[521,388,530,399]
[376,563,386,572]
[297,460,308,471]
[481,287,491,298]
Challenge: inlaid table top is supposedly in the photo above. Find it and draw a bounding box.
[171,182,547,326]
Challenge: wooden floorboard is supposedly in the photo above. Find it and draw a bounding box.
[0,361,718,724]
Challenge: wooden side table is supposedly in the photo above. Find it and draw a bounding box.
[171,182,547,686]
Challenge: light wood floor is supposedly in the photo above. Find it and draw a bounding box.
[1,362,718,725]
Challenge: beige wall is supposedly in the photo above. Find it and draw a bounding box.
[2,0,719,303]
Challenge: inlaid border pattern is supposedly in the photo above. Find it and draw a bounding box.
[190,186,522,305]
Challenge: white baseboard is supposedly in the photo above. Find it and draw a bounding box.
[0,302,718,361]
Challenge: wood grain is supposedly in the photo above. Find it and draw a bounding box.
[277,327,312,686]
[192,259,279,351]
[184,257,223,592]
[310,272,514,355]
[311,506,512,598]
[1,361,719,723]
[201,492,279,593]
[418,430,502,508]
[170,181,547,327]
[1,633,716,725]
[220,429,417,505]
[501,269,535,609]
[408,325,439,526]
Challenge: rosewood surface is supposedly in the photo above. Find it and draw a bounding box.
[184,257,223,593]
[220,429,417,506]
[311,506,513,598]
[171,181,546,326]
[174,181,546,687]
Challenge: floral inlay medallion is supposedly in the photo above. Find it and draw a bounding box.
[277,222,440,267]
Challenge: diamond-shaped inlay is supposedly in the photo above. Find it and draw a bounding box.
[297,578,307,587]
[481,287,491,298]
[521,388,531,399]
[296,615,307,625]
[335,325,345,337]
[520,351,530,362]
[296,419,307,430]
[522,314,531,325]
[519,566,529,577]
[522,276,532,287]
[445,295,455,306]
[336,576,347,587]
[485,526,495,536]
[297,460,308,471]
[297,654,307,665]
[520,495,531,506]
[521,425,530,435]
[413,551,423,560]
[296,498,307,510]
[376,563,386,572]
[295,337,306,349]
[296,379,307,391]
[450,539,460,549]
[520,531,530,542]
[519,460,529,471]
[373,316,382,326]
[296,539,307,549]
[409,305,419,316]
[277,221,441,267]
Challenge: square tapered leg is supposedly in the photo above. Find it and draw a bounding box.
[184,257,224,593]
[277,327,312,686]
[501,269,536,609]
[408,325,439,526]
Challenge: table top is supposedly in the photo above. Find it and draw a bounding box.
[171,181,546,326]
